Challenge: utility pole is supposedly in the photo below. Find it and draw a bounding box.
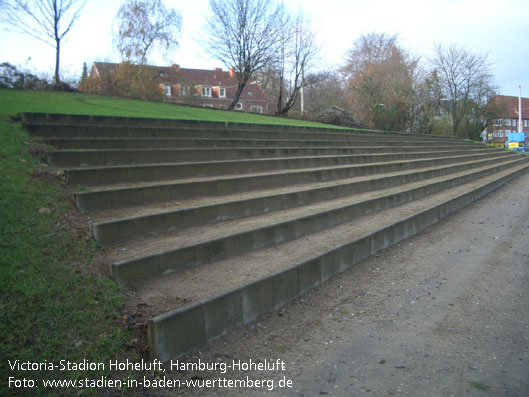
[519,85,522,133]
[300,67,304,114]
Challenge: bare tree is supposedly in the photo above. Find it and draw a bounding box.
[431,43,496,138]
[274,11,319,115]
[302,71,349,113]
[114,0,181,66]
[341,33,418,132]
[0,0,87,85]
[408,68,443,134]
[203,0,283,110]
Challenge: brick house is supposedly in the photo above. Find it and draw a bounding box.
[89,62,268,113]
[486,95,529,146]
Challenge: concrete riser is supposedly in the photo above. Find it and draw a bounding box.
[26,123,396,141]
[48,147,492,167]
[47,138,481,150]
[74,154,515,211]
[23,112,369,131]
[19,113,458,146]
[22,112,463,141]
[25,122,471,144]
[148,165,529,361]
[111,158,527,286]
[18,113,453,142]
[67,151,510,186]
[92,156,521,246]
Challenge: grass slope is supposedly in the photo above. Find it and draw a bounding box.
[0,88,338,128]
[0,115,132,395]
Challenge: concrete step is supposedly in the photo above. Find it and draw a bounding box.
[25,122,468,145]
[109,157,528,286]
[22,112,529,362]
[66,151,508,186]
[47,146,491,167]
[141,161,529,360]
[45,137,474,150]
[73,153,515,211]
[91,156,522,246]
[24,122,403,140]
[25,112,367,130]
[22,112,459,141]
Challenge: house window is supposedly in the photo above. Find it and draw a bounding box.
[201,87,211,97]
[512,119,517,127]
[180,85,189,96]
[504,119,511,126]
[493,119,503,126]
[250,106,263,114]
[524,120,528,127]
[235,103,243,110]
[201,104,214,108]
[219,87,226,98]
[163,84,171,97]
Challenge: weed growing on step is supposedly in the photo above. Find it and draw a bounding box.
[205,240,224,259]
[470,382,491,391]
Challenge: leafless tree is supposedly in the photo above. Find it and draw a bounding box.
[273,11,319,115]
[0,0,87,85]
[114,0,181,66]
[408,68,443,134]
[203,0,283,110]
[302,71,349,113]
[431,43,496,138]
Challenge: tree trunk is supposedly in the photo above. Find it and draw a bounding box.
[276,81,284,115]
[229,80,247,110]
[53,0,60,86]
[55,39,61,85]
[278,86,301,115]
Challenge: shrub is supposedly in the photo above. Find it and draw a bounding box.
[0,62,76,92]
[0,62,49,90]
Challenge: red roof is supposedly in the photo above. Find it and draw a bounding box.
[494,95,529,119]
[92,62,267,103]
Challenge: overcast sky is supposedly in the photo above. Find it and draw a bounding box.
[1,0,528,97]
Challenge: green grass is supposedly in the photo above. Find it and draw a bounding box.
[0,88,339,128]
[0,90,173,395]
[0,116,130,395]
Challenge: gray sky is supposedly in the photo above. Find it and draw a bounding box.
[1,0,528,97]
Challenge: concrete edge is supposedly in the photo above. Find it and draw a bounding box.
[93,155,524,246]
[67,151,512,186]
[110,158,527,285]
[74,153,515,211]
[20,112,466,141]
[147,164,529,362]
[47,147,493,168]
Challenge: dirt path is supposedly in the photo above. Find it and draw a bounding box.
[164,172,529,396]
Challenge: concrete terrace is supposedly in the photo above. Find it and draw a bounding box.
[22,112,529,362]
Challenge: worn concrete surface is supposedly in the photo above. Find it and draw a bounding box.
[171,172,529,396]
